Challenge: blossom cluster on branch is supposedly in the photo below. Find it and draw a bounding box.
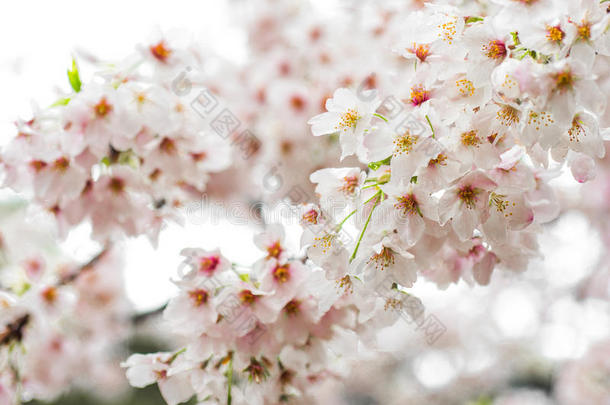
[1,34,232,243]
[0,203,130,403]
[304,0,610,290]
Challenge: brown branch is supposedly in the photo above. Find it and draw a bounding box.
[0,314,29,346]
[58,244,111,286]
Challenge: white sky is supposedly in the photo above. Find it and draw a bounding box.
[0,0,245,143]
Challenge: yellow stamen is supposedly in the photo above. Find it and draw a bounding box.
[461,130,481,147]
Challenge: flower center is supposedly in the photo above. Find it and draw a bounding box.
[280,369,295,386]
[410,85,430,106]
[302,209,319,224]
[189,289,209,306]
[496,105,520,127]
[135,92,147,104]
[199,256,220,275]
[272,264,290,283]
[266,241,283,260]
[108,177,125,194]
[150,41,172,62]
[159,137,176,154]
[41,286,57,303]
[312,233,336,254]
[283,299,301,316]
[393,132,419,156]
[149,169,162,182]
[336,108,361,131]
[290,95,306,111]
[367,247,396,271]
[487,132,503,144]
[489,192,515,217]
[546,25,565,43]
[384,298,404,311]
[53,157,69,172]
[191,152,207,162]
[339,175,359,195]
[456,78,475,97]
[428,153,448,167]
[336,275,353,294]
[482,40,507,60]
[394,193,421,216]
[437,17,458,45]
[526,110,554,131]
[461,130,481,147]
[576,21,591,41]
[239,290,258,306]
[409,43,431,62]
[94,97,112,118]
[568,116,586,143]
[552,69,574,93]
[29,160,47,173]
[244,359,269,384]
[458,185,479,209]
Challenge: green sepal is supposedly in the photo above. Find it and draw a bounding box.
[67,58,82,93]
[368,156,392,171]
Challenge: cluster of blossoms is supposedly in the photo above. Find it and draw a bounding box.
[304,0,610,292]
[0,203,130,403]
[202,0,434,203]
[0,33,232,242]
[122,222,428,404]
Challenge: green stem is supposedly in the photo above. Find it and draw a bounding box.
[227,354,233,405]
[168,347,186,364]
[363,192,381,205]
[350,192,381,261]
[425,115,435,138]
[336,208,357,229]
[373,113,388,122]
[361,183,379,190]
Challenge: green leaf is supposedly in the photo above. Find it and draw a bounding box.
[466,16,484,24]
[368,156,392,171]
[117,150,140,168]
[50,97,71,107]
[410,176,418,184]
[15,281,31,296]
[100,157,111,167]
[67,58,82,93]
[238,273,250,282]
